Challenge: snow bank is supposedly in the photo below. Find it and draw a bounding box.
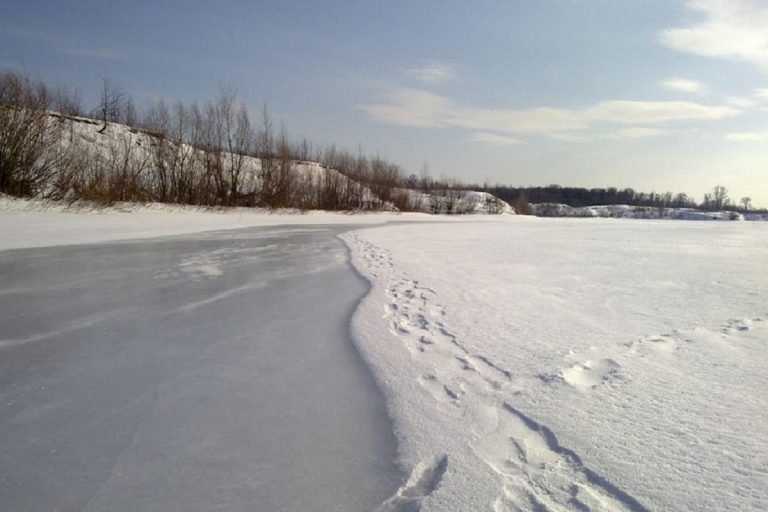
[398,188,514,214]
[344,218,768,511]
[532,203,756,221]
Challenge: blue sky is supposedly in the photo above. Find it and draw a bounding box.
[2,0,767,206]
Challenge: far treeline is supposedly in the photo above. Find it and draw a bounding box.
[1,71,761,214]
[485,185,764,215]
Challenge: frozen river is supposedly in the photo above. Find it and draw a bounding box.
[0,226,400,511]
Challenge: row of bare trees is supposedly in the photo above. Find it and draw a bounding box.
[1,72,508,213]
[0,73,79,197]
[0,73,419,209]
[136,92,394,209]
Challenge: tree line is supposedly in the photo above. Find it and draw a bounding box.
[0,72,451,211]
[2,71,761,214]
[485,184,762,214]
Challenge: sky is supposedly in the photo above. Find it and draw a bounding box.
[1,0,767,207]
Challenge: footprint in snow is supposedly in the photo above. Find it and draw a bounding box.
[561,358,624,391]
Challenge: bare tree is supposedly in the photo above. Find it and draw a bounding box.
[53,84,82,117]
[267,124,296,208]
[740,197,751,211]
[122,97,138,127]
[295,138,312,161]
[257,103,278,205]
[95,77,126,133]
[0,72,64,197]
[143,99,172,201]
[711,185,729,210]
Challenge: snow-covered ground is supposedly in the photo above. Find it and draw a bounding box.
[532,203,765,221]
[2,203,766,510]
[344,218,768,511]
[0,195,500,252]
[397,188,514,214]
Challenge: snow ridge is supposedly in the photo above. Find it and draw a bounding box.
[342,231,650,511]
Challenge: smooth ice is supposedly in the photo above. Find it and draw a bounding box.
[0,226,400,512]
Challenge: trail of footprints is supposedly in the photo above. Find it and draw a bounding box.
[347,233,649,511]
[384,274,515,404]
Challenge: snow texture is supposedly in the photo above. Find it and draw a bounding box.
[2,201,766,510]
[343,218,768,511]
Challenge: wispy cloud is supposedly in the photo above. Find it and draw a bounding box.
[606,127,667,140]
[359,87,739,141]
[725,131,768,141]
[726,87,768,108]
[660,0,768,72]
[360,88,450,127]
[754,88,768,101]
[0,26,121,61]
[407,60,458,85]
[584,100,735,124]
[61,46,121,60]
[660,78,707,95]
[726,96,759,108]
[0,60,21,70]
[469,132,524,146]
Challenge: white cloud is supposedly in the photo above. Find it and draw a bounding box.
[584,100,737,124]
[407,61,458,85]
[660,78,707,95]
[0,26,121,60]
[359,88,450,127]
[726,96,759,108]
[725,87,768,108]
[725,131,768,141]
[469,132,524,146]
[359,88,740,140]
[606,127,667,140]
[449,105,588,134]
[660,0,768,72]
[62,46,121,60]
[550,133,593,143]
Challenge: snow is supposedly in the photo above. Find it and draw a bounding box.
[2,200,766,510]
[343,218,768,511]
[397,188,515,214]
[31,114,514,215]
[0,195,491,252]
[44,115,390,208]
[532,203,759,221]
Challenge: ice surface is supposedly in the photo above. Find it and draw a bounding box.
[344,218,768,511]
[0,226,401,511]
[0,194,504,252]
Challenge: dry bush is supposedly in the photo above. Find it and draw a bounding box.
[0,73,63,196]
